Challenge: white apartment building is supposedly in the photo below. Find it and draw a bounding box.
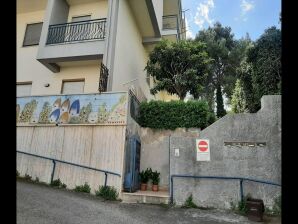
[17,0,185,101]
[17,0,185,199]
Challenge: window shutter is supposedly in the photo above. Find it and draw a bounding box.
[62,81,85,94]
[23,23,43,46]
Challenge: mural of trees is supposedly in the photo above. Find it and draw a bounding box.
[98,103,109,123]
[38,102,52,123]
[79,102,92,123]
[19,100,38,123]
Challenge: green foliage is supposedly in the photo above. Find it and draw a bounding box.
[246,27,281,111]
[16,170,20,177]
[231,79,247,113]
[216,85,226,118]
[139,168,152,184]
[139,100,216,130]
[74,182,91,193]
[24,174,32,181]
[95,185,118,200]
[145,39,212,100]
[151,171,160,185]
[34,177,39,183]
[182,194,198,208]
[50,178,62,187]
[50,178,67,188]
[265,195,281,216]
[231,194,251,215]
[195,22,238,112]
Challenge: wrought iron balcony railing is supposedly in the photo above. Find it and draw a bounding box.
[46,18,107,45]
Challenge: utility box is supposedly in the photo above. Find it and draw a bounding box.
[246,198,265,222]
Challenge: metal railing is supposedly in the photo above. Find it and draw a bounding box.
[170,174,281,204]
[46,18,107,45]
[17,150,121,186]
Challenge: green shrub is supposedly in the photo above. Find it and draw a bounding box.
[138,100,215,130]
[74,182,91,193]
[34,177,39,183]
[16,170,20,177]
[95,185,118,200]
[182,194,198,208]
[151,170,160,185]
[139,168,152,183]
[24,174,32,181]
[231,194,251,215]
[61,183,67,189]
[51,178,62,187]
[272,195,281,215]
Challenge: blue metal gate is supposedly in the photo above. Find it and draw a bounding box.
[123,136,141,192]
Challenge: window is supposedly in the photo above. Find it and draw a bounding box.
[61,80,85,94]
[17,83,32,97]
[23,23,43,46]
[72,15,91,22]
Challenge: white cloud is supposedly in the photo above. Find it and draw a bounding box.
[185,17,194,39]
[194,0,215,29]
[241,0,255,15]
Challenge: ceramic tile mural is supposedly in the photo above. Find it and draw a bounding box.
[16,93,127,125]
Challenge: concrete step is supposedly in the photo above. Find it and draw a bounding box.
[121,190,170,204]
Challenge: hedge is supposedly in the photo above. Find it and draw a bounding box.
[138,100,216,130]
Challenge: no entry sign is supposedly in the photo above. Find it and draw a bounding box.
[196,139,210,161]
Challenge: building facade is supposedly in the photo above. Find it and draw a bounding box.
[17,0,185,101]
[17,0,185,198]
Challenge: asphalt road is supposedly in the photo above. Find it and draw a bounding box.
[17,180,280,224]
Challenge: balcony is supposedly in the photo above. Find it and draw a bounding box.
[46,19,107,45]
[162,15,180,40]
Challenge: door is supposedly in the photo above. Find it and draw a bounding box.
[123,136,141,192]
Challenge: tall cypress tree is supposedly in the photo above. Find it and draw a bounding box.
[216,85,226,118]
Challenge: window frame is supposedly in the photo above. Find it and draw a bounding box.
[61,79,85,95]
[22,22,43,47]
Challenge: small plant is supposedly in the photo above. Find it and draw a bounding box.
[16,170,20,177]
[61,183,67,189]
[51,178,62,187]
[24,174,32,181]
[95,185,118,200]
[151,171,160,185]
[74,182,91,193]
[182,194,198,208]
[34,177,39,183]
[139,168,151,184]
[272,195,281,215]
[231,194,251,215]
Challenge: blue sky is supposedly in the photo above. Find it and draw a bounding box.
[181,0,281,40]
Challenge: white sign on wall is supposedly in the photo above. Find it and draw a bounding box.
[196,139,210,161]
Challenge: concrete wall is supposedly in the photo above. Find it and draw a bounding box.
[140,128,200,191]
[112,0,153,101]
[151,0,163,32]
[17,125,126,194]
[170,95,281,209]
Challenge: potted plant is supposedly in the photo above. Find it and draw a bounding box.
[139,168,151,191]
[151,170,160,192]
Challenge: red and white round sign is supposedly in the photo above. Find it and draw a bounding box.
[198,140,208,152]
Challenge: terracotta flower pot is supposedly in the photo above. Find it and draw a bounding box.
[152,184,158,192]
[140,183,147,191]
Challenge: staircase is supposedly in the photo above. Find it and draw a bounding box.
[121,190,170,204]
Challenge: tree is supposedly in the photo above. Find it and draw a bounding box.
[216,85,226,117]
[145,39,211,100]
[247,26,281,111]
[195,22,237,115]
[231,79,247,113]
